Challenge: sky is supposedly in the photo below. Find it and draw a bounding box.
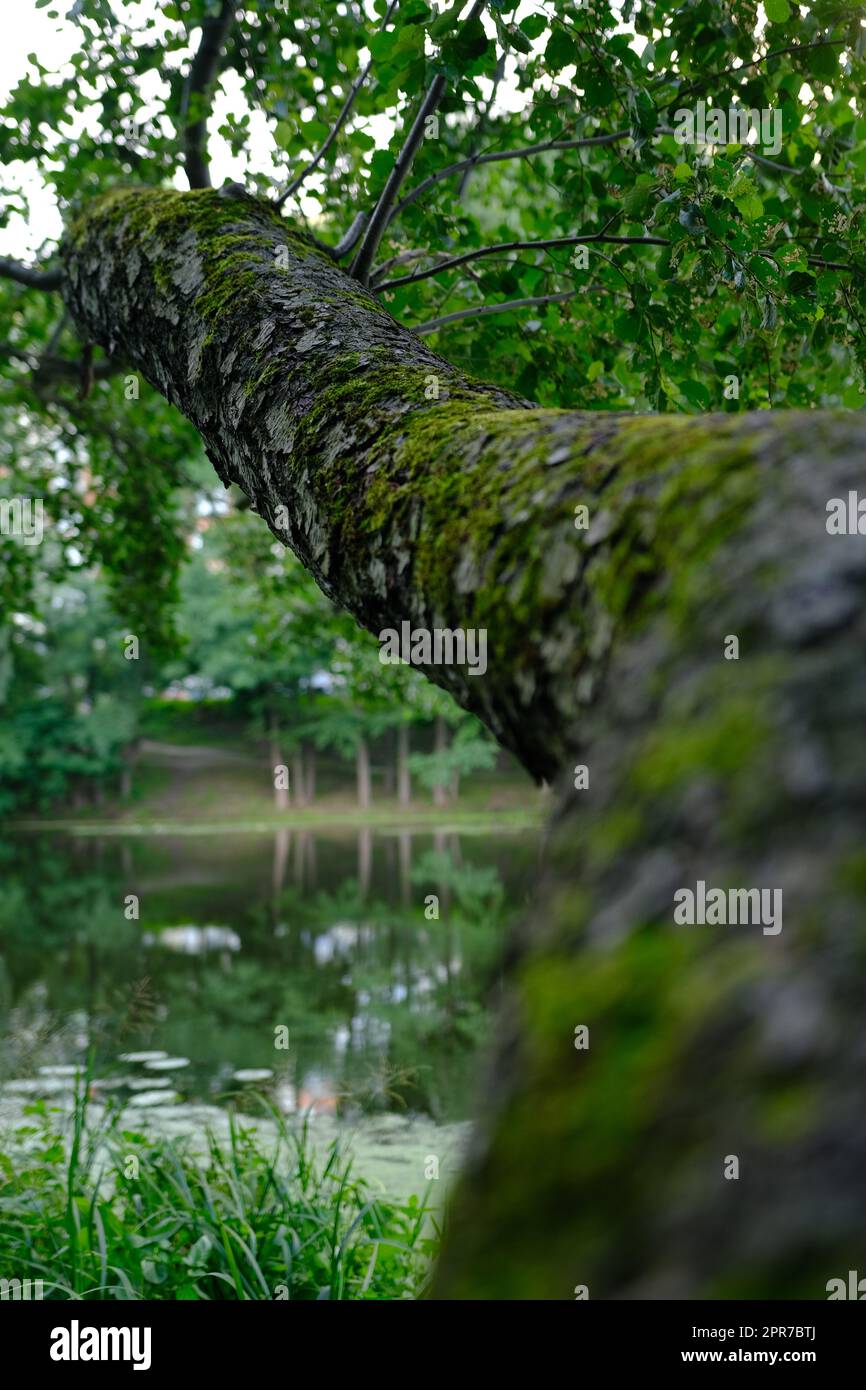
[0,0,543,262]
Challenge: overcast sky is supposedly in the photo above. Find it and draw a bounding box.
[0,0,548,261]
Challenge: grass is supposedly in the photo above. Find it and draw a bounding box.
[0,1084,437,1300]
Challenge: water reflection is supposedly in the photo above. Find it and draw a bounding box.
[0,826,536,1127]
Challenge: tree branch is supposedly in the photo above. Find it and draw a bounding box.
[386,129,631,230]
[351,1,488,284]
[376,234,669,291]
[350,75,448,285]
[180,0,236,191]
[0,340,122,384]
[0,256,63,291]
[274,0,399,210]
[371,247,461,284]
[412,290,580,335]
[331,210,369,260]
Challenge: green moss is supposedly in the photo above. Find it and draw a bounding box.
[757,1082,821,1143]
[631,698,770,795]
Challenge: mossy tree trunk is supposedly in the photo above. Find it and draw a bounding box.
[64,187,866,1298]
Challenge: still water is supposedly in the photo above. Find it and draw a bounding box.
[0,825,537,1175]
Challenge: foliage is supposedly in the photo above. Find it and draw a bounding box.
[2,0,865,646]
[1,1,864,797]
[0,1085,436,1300]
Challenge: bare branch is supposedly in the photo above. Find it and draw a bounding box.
[412,290,580,335]
[0,340,122,383]
[387,129,631,230]
[274,0,399,210]
[331,211,369,260]
[181,0,236,191]
[0,256,63,291]
[371,248,460,283]
[654,37,847,96]
[376,233,670,291]
[351,1,488,284]
[351,75,447,285]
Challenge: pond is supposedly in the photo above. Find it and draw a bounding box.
[0,824,539,1196]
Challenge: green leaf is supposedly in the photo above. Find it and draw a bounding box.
[680,380,711,407]
[545,28,579,72]
[429,0,462,38]
[507,25,532,56]
[764,0,791,21]
[735,191,764,222]
[520,14,547,41]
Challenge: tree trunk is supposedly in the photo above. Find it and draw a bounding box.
[305,744,316,805]
[63,187,866,1298]
[356,738,372,811]
[433,716,449,809]
[292,745,306,809]
[357,825,372,900]
[398,830,412,909]
[397,724,411,808]
[269,711,288,813]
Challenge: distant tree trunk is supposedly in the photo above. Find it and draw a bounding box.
[305,745,316,804]
[358,825,372,899]
[304,831,317,889]
[383,759,395,797]
[272,826,289,927]
[120,738,139,800]
[292,830,304,890]
[269,710,289,813]
[433,828,451,916]
[356,738,372,810]
[397,724,411,807]
[398,830,412,908]
[65,186,866,1301]
[433,717,449,808]
[292,745,307,809]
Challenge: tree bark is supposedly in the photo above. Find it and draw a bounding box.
[356,737,372,811]
[292,745,307,809]
[269,711,288,813]
[433,716,449,808]
[358,825,372,900]
[62,187,866,1298]
[397,723,411,808]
